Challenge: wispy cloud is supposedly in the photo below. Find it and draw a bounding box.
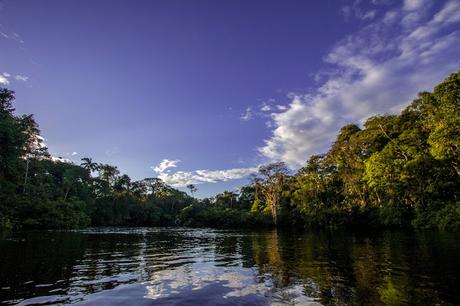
[0,23,24,44]
[14,75,28,82]
[152,159,180,173]
[0,30,8,39]
[239,107,253,121]
[403,0,427,11]
[260,0,460,167]
[105,147,120,157]
[260,103,271,112]
[342,0,378,21]
[0,72,30,85]
[152,160,257,187]
[240,99,287,122]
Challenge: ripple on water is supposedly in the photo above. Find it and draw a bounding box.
[15,295,70,306]
[1,228,459,305]
[72,265,322,306]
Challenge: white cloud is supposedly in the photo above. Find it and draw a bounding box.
[362,10,377,20]
[433,0,460,23]
[152,159,180,173]
[0,74,9,85]
[71,152,78,156]
[383,11,398,24]
[276,105,287,111]
[51,156,71,163]
[260,0,460,167]
[0,72,29,85]
[195,168,258,182]
[404,0,427,11]
[14,75,28,82]
[152,159,257,187]
[260,104,271,112]
[0,25,24,44]
[241,100,282,121]
[240,107,253,121]
[342,1,378,21]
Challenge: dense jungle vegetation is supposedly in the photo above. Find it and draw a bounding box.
[1,70,459,230]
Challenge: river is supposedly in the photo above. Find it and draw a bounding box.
[0,228,459,305]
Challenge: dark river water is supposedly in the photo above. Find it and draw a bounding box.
[0,228,459,305]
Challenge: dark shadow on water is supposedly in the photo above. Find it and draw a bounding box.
[0,227,459,305]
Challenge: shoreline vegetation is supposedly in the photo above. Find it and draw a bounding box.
[1,70,459,231]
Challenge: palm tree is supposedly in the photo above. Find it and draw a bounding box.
[80,157,99,173]
[114,174,132,192]
[98,164,119,185]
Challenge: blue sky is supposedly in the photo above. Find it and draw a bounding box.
[1,0,459,197]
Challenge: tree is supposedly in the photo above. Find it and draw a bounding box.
[253,162,289,225]
[19,114,49,159]
[0,88,15,114]
[424,71,460,175]
[2,69,460,230]
[186,184,197,197]
[80,157,99,174]
[62,167,86,201]
[98,164,119,185]
[114,174,132,192]
[238,185,255,209]
[215,191,238,208]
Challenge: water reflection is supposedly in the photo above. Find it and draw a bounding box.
[0,228,459,305]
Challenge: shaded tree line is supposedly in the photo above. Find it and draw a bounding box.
[248,70,460,230]
[1,70,459,230]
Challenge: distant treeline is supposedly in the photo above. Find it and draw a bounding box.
[1,70,459,230]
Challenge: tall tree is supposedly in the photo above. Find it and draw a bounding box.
[186,184,197,197]
[253,162,289,225]
[98,164,119,185]
[80,157,99,174]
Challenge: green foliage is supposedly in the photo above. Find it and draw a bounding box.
[287,70,460,230]
[178,204,272,228]
[1,69,460,230]
[434,202,460,231]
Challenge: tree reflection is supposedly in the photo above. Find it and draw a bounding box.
[1,229,458,305]
[246,229,456,305]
